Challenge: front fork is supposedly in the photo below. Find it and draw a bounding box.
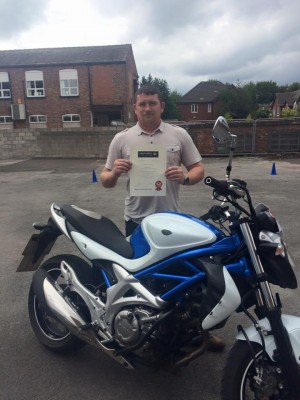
[239,222,300,398]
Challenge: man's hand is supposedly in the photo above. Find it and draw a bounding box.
[101,159,132,188]
[165,166,185,183]
[165,162,204,185]
[112,159,132,177]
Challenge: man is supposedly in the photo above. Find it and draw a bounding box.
[101,85,204,236]
[100,85,225,352]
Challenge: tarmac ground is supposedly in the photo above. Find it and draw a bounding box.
[1,156,300,400]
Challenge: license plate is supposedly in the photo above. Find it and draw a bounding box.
[17,232,58,272]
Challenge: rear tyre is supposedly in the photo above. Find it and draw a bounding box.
[28,254,91,353]
[221,341,296,399]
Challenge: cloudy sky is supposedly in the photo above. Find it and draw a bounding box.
[1,0,299,94]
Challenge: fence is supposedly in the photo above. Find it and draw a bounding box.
[1,118,300,159]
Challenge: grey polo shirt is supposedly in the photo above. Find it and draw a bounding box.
[105,121,202,222]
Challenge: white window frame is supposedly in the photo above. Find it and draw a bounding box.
[0,115,13,123]
[208,103,212,113]
[26,70,45,97]
[62,114,81,122]
[0,72,11,98]
[59,69,79,96]
[29,115,47,123]
[191,104,198,113]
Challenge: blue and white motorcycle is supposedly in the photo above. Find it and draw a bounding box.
[18,117,300,399]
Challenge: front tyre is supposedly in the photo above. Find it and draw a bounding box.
[28,255,90,353]
[221,341,297,400]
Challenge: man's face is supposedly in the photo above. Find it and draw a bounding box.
[134,93,165,126]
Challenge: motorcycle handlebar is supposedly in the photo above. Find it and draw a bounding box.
[204,176,235,197]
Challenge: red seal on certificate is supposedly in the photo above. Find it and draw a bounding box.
[155,180,163,191]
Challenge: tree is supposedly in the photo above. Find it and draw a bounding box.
[219,84,252,119]
[287,82,300,92]
[139,74,182,119]
[219,80,282,119]
[255,81,278,104]
[281,107,297,118]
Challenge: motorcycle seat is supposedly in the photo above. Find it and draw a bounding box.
[60,204,134,258]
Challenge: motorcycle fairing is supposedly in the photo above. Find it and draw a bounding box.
[194,259,241,330]
[163,256,241,330]
[236,314,300,366]
[55,204,223,258]
[62,227,241,276]
[131,212,224,258]
[258,241,297,289]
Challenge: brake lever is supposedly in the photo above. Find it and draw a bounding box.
[228,184,246,198]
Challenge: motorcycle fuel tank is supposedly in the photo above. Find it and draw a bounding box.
[141,212,222,251]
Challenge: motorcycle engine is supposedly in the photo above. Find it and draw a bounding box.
[113,307,155,347]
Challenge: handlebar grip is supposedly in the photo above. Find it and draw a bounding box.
[204,176,234,197]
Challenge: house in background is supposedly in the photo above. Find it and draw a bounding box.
[177,81,225,121]
[271,89,300,117]
[0,44,138,129]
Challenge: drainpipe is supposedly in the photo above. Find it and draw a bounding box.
[252,119,258,154]
[87,65,93,127]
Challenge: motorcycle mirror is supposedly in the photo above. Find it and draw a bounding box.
[212,116,231,143]
[212,116,237,181]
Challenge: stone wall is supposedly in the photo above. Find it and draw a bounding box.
[0,127,117,159]
[1,118,300,159]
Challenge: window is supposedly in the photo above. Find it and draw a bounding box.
[0,116,13,123]
[26,71,45,97]
[62,114,81,122]
[191,104,198,113]
[208,103,212,113]
[59,69,79,96]
[29,115,47,123]
[0,72,11,98]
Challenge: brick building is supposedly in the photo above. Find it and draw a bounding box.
[0,44,138,129]
[177,81,226,121]
[271,90,300,117]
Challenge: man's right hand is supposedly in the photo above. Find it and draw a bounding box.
[100,159,132,188]
[112,159,132,177]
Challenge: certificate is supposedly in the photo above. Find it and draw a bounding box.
[130,145,167,196]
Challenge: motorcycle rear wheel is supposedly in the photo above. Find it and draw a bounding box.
[28,254,91,353]
[221,341,296,400]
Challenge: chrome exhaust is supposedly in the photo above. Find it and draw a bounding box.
[33,268,134,369]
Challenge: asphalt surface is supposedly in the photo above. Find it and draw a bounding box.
[1,156,300,400]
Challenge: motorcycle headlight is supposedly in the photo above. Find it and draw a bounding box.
[258,242,297,289]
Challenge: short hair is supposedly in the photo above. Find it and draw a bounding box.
[134,85,163,102]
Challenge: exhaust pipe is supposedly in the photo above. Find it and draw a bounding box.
[32,268,134,369]
[32,268,95,342]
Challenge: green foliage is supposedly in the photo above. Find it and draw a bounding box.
[255,81,278,103]
[224,112,232,120]
[219,84,251,119]
[281,107,297,118]
[139,74,300,120]
[219,80,299,119]
[139,74,182,119]
[286,82,300,92]
[256,108,271,118]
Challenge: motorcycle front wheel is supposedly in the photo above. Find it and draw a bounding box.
[28,254,91,353]
[221,341,297,400]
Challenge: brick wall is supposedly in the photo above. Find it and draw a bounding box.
[1,118,300,159]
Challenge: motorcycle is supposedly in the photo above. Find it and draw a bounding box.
[17,116,300,399]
